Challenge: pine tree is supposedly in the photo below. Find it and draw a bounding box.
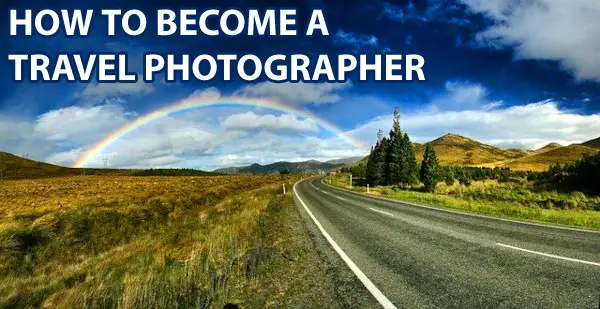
[402,132,419,186]
[366,130,385,186]
[386,107,403,185]
[420,144,440,192]
[387,129,400,185]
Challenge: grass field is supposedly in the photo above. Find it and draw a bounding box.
[0,175,340,308]
[329,174,600,230]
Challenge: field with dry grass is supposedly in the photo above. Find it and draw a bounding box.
[0,175,340,308]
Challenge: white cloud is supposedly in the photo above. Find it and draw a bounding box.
[332,29,379,49]
[430,81,501,111]
[234,81,351,105]
[348,100,600,150]
[33,104,131,144]
[78,79,154,98]
[462,0,600,81]
[221,112,319,133]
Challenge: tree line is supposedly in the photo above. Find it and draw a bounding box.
[345,107,599,196]
[360,107,440,192]
[537,152,600,195]
[349,107,543,193]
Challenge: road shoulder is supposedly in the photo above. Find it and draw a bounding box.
[292,178,380,309]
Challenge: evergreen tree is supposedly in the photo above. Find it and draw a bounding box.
[387,129,401,185]
[420,144,440,192]
[366,130,385,186]
[386,107,403,185]
[366,146,379,186]
[401,132,419,186]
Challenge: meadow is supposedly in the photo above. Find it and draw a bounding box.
[0,175,340,308]
[329,173,600,230]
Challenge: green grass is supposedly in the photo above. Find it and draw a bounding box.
[329,174,600,230]
[0,175,340,308]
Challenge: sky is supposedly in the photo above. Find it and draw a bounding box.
[1,0,600,170]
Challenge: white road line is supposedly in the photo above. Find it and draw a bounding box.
[496,243,600,267]
[321,180,600,235]
[294,181,397,309]
[335,195,347,201]
[369,207,395,217]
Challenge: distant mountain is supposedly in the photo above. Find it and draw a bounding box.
[350,133,597,172]
[497,145,599,171]
[215,160,344,174]
[325,157,364,165]
[533,142,563,154]
[582,136,600,149]
[414,133,527,166]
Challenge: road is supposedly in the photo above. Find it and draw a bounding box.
[293,177,600,308]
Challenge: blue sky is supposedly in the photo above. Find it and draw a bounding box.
[1,0,599,170]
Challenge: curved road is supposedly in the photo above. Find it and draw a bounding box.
[293,177,600,308]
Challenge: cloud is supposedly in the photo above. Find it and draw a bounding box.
[348,100,600,150]
[382,2,406,21]
[77,79,154,98]
[332,29,380,50]
[430,81,501,111]
[234,81,351,105]
[462,0,600,82]
[382,1,470,25]
[33,104,131,144]
[221,112,319,133]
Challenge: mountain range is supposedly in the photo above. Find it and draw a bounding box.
[348,133,599,172]
[1,134,598,178]
[214,160,345,174]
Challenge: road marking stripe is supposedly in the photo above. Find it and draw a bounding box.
[496,243,600,267]
[335,195,347,201]
[369,207,395,217]
[294,181,397,309]
[321,180,600,234]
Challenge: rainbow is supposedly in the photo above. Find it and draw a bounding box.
[73,95,368,168]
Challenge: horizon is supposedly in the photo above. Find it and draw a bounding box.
[2,130,594,171]
[2,0,599,170]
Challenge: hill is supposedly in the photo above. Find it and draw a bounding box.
[325,156,364,165]
[582,136,600,149]
[350,134,594,172]
[215,160,344,174]
[0,152,83,179]
[415,133,527,165]
[0,152,219,179]
[496,145,599,171]
[533,142,563,154]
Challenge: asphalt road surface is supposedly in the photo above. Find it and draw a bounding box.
[293,177,600,308]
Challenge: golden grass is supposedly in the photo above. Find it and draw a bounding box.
[413,134,528,166]
[492,145,599,171]
[0,174,339,308]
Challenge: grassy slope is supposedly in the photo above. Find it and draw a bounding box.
[351,135,596,172]
[0,152,219,179]
[497,145,599,171]
[533,142,563,154]
[416,134,527,165]
[0,175,340,308]
[329,174,600,230]
[582,136,600,149]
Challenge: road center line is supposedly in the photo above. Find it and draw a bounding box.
[496,243,600,267]
[369,207,395,217]
[295,181,397,309]
[335,195,347,201]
